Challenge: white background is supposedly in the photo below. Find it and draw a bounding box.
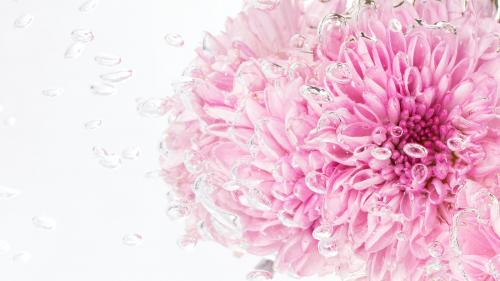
[0,0,335,280]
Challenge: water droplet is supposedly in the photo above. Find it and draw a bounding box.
[486,254,500,280]
[136,98,168,118]
[166,204,190,220]
[84,119,102,130]
[447,136,466,152]
[12,251,31,263]
[250,0,280,10]
[32,216,56,230]
[4,116,17,127]
[325,62,352,84]
[318,239,339,257]
[425,260,442,275]
[100,70,133,83]
[428,241,444,258]
[403,143,428,158]
[42,88,63,97]
[300,85,333,105]
[305,171,328,194]
[184,150,205,174]
[312,224,333,241]
[289,34,306,49]
[144,170,162,179]
[316,111,343,131]
[471,189,498,221]
[121,146,141,160]
[222,181,241,191]
[247,188,272,211]
[260,60,284,79]
[164,33,184,47]
[318,13,347,42]
[277,211,299,228]
[176,234,197,250]
[435,21,457,34]
[90,83,117,96]
[0,240,11,255]
[411,163,428,184]
[94,54,122,66]
[389,18,403,32]
[390,126,404,137]
[79,0,99,12]
[371,147,392,160]
[122,233,143,246]
[71,29,94,43]
[247,259,274,281]
[0,186,21,200]
[93,147,122,169]
[14,14,34,28]
[64,42,86,59]
[395,231,406,241]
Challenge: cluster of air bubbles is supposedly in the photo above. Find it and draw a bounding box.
[92,146,142,169]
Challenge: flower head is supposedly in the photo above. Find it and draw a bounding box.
[161,0,500,280]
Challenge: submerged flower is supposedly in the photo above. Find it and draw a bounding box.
[160,0,500,280]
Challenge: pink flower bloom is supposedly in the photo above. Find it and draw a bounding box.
[161,0,500,280]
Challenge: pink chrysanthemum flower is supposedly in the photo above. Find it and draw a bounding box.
[160,0,500,280]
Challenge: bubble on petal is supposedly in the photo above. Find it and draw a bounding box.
[164,33,184,47]
[435,21,457,34]
[71,29,94,43]
[250,0,280,10]
[84,120,102,130]
[388,18,403,32]
[428,241,444,258]
[64,42,86,59]
[90,83,117,96]
[12,251,31,263]
[94,54,122,66]
[325,62,352,84]
[100,70,133,83]
[260,60,284,79]
[122,233,143,246]
[447,136,466,152]
[403,143,428,158]
[312,224,333,241]
[305,171,328,194]
[486,254,500,280]
[42,88,64,97]
[14,14,34,28]
[247,188,272,211]
[32,216,56,230]
[246,259,274,280]
[471,189,498,222]
[390,126,404,137]
[318,239,339,258]
[184,150,205,174]
[371,147,392,160]
[289,34,306,49]
[395,231,407,241]
[411,163,428,184]
[0,185,21,200]
[277,211,299,228]
[79,0,99,12]
[300,85,333,105]
[121,146,141,160]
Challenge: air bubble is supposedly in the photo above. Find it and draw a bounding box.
[305,171,328,194]
[64,42,86,59]
[94,54,122,66]
[312,224,333,241]
[136,98,168,118]
[122,233,143,246]
[325,62,352,84]
[71,29,94,43]
[121,146,141,160]
[100,70,133,83]
[318,239,339,257]
[411,163,428,184]
[90,83,117,96]
[14,14,33,28]
[164,33,184,47]
[428,241,444,258]
[32,216,56,230]
[371,147,392,160]
[403,143,428,158]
